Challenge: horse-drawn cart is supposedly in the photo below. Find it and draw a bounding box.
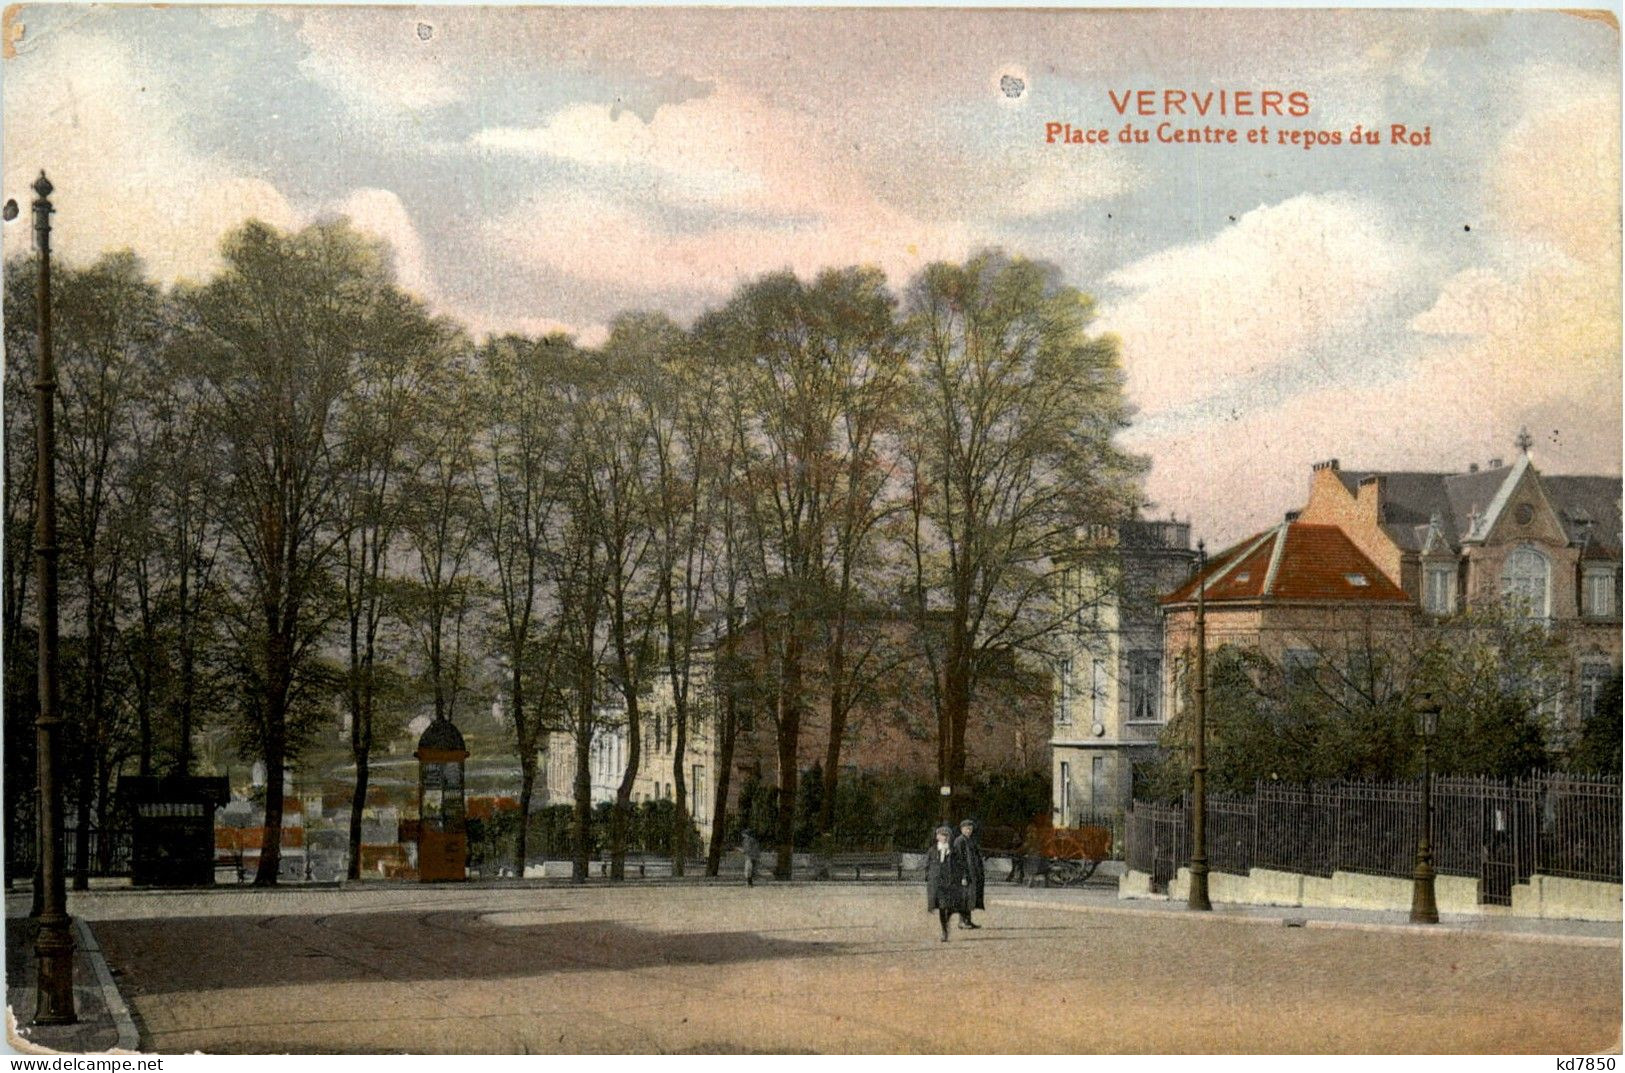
[981,821,1112,887]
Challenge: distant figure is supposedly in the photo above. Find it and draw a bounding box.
[741,828,761,887]
[1008,826,1032,885]
[926,825,966,942]
[953,818,985,929]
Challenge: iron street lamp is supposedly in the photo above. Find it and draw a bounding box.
[30,172,76,1023]
[1188,540,1211,912]
[1411,691,1442,925]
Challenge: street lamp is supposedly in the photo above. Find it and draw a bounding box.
[939,784,952,823]
[1411,691,1441,925]
[30,171,76,1023]
[1188,540,1211,912]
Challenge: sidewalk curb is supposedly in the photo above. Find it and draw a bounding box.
[989,896,1623,948]
[72,919,140,1051]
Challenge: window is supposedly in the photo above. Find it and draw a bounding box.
[1501,546,1550,620]
[1584,566,1618,618]
[1346,652,1373,704]
[1284,649,1320,691]
[1091,658,1106,723]
[1127,652,1162,722]
[1058,761,1071,826]
[1578,664,1612,723]
[1054,659,1072,725]
[692,765,705,818]
[1090,756,1106,813]
[1424,563,1456,615]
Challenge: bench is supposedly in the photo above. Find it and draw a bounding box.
[816,852,904,880]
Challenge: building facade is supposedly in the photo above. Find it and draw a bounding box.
[1051,519,1197,823]
[1295,438,1622,729]
[1162,435,1622,751]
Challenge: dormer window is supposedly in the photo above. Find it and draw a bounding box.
[1233,572,1251,584]
[1345,573,1369,587]
[1424,563,1456,615]
[1584,565,1619,618]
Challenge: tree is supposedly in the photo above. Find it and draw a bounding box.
[807,270,909,834]
[636,320,722,875]
[125,301,228,780]
[178,220,385,885]
[53,252,165,886]
[576,321,663,881]
[396,358,481,733]
[1568,672,1622,774]
[701,268,903,878]
[331,285,455,879]
[902,250,1143,818]
[473,334,574,876]
[3,259,41,894]
[1146,602,1576,797]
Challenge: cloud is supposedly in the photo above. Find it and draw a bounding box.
[485,187,977,300]
[328,188,434,302]
[1408,69,1619,424]
[1101,194,1420,414]
[1137,75,1622,547]
[292,9,462,114]
[470,89,793,212]
[2,33,298,283]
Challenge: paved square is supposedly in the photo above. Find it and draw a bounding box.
[37,883,1625,1053]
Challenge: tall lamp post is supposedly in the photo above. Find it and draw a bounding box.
[1410,691,1441,925]
[31,171,76,1023]
[1188,540,1211,912]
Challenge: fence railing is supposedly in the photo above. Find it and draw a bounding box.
[7,822,133,878]
[1126,774,1620,904]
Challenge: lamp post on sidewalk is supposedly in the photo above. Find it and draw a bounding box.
[1410,691,1441,925]
[31,171,76,1024]
[1188,540,1211,912]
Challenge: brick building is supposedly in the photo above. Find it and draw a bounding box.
[543,615,1050,855]
[1163,434,1622,744]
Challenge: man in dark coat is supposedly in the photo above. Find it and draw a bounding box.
[953,818,985,928]
[925,824,965,941]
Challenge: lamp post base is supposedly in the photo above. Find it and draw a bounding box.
[1410,865,1439,924]
[1188,862,1212,911]
[33,913,77,1025]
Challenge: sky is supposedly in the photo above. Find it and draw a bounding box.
[3,6,1620,547]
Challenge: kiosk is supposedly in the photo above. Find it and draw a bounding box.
[415,717,468,882]
[116,776,229,887]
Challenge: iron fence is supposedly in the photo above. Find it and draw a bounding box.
[1538,776,1621,883]
[1206,793,1256,876]
[1126,773,1620,902]
[7,822,132,878]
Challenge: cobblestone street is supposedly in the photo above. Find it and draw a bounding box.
[10,882,1619,1053]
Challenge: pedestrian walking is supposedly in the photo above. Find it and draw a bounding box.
[954,818,985,929]
[926,824,966,942]
[742,828,761,887]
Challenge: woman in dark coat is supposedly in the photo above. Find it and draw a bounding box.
[953,818,985,928]
[926,825,966,941]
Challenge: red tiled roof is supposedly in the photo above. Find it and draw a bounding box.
[1162,523,1410,605]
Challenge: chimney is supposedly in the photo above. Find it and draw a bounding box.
[1312,459,1340,472]
[1357,474,1384,521]
[1488,457,1503,469]
[1468,463,1479,473]
[1284,510,1301,523]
